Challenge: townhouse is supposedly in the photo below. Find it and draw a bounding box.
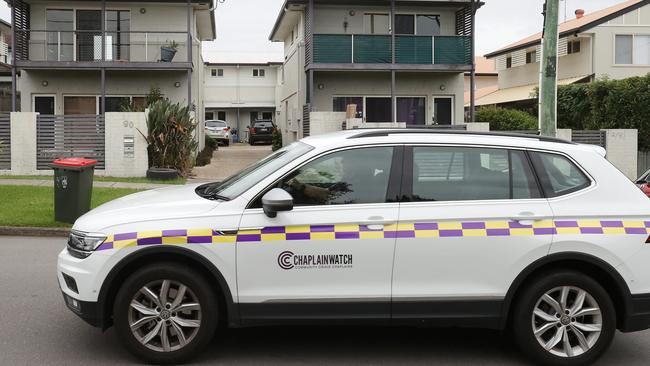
[269,0,480,143]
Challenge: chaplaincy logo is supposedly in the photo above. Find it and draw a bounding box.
[278,251,353,270]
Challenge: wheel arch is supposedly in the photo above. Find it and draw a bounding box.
[501,252,632,330]
[97,246,239,331]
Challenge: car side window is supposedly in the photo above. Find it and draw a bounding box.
[529,151,590,197]
[253,147,394,207]
[410,146,541,202]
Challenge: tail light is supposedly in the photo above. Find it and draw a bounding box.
[224,127,230,132]
[272,127,277,133]
[250,127,257,134]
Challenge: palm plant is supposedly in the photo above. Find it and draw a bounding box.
[140,99,198,176]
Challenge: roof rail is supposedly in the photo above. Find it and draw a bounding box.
[348,129,576,145]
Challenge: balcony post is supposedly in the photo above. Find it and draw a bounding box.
[101,0,106,115]
[390,0,396,123]
[187,0,192,105]
[11,1,16,112]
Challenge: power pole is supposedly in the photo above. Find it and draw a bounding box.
[539,0,560,137]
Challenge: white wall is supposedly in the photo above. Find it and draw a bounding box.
[104,112,148,177]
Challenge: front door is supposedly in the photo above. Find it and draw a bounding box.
[34,96,55,115]
[392,145,553,325]
[237,146,402,323]
[433,96,453,125]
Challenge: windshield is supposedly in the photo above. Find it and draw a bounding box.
[197,142,314,200]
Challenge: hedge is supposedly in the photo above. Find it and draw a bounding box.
[475,106,538,131]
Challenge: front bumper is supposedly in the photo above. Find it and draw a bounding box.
[621,293,650,332]
[61,291,103,327]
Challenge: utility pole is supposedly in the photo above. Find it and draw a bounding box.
[539,0,559,137]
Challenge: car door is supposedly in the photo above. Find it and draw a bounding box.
[237,145,402,324]
[391,145,553,326]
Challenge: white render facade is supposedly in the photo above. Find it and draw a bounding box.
[270,0,478,145]
[203,62,282,136]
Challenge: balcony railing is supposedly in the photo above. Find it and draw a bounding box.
[15,30,190,64]
[313,34,472,66]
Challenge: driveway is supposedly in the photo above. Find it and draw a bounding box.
[1,235,650,365]
[191,143,273,182]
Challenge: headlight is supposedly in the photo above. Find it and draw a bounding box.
[67,231,107,259]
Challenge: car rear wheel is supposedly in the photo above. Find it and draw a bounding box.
[113,263,217,364]
[512,271,616,366]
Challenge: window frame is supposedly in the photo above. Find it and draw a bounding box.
[252,68,266,77]
[526,50,536,64]
[567,39,581,55]
[613,33,650,66]
[528,149,595,198]
[246,144,405,210]
[400,144,547,203]
[506,55,513,68]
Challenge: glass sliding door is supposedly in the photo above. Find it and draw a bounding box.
[106,10,130,61]
[64,96,97,115]
[46,10,74,61]
[365,97,392,123]
[397,97,426,125]
[76,10,102,61]
[333,96,363,118]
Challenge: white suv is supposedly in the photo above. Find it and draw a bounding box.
[58,130,650,365]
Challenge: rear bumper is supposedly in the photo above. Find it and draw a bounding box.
[250,134,272,141]
[621,293,650,332]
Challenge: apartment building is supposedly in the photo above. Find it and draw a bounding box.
[204,62,282,135]
[7,0,214,126]
[479,0,650,109]
[270,0,479,143]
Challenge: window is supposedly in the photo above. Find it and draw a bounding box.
[634,35,650,64]
[615,35,633,64]
[530,152,590,197]
[100,96,130,113]
[416,15,441,36]
[395,14,415,35]
[506,56,513,68]
[271,147,394,206]
[106,10,130,61]
[526,50,536,64]
[614,35,650,65]
[217,111,227,121]
[253,68,265,77]
[205,111,214,120]
[567,39,581,54]
[397,97,425,125]
[365,97,392,122]
[262,112,273,120]
[333,96,363,118]
[46,9,74,61]
[410,147,541,202]
[364,13,390,34]
[211,69,224,77]
[250,111,259,123]
[64,96,97,115]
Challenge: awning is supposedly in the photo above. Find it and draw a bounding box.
[473,75,591,107]
[205,102,277,109]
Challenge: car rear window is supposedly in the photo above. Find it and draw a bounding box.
[253,121,274,128]
[206,121,227,128]
[529,151,591,197]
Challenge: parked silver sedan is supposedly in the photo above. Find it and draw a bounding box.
[204,120,232,146]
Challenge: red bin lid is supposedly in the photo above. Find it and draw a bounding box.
[52,157,98,167]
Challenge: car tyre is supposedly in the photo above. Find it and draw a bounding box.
[512,270,616,366]
[249,139,255,145]
[224,139,230,147]
[113,263,218,365]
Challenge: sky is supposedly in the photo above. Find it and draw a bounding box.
[0,0,631,62]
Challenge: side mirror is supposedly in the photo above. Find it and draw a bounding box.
[262,188,294,218]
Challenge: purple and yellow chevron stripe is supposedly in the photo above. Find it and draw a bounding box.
[94,219,650,251]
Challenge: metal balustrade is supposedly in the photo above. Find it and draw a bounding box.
[36,115,105,170]
[15,30,189,63]
[313,34,472,65]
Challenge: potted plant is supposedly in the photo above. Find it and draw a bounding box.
[160,40,178,62]
[139,98,198,180]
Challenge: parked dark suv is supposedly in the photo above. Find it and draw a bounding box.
[248,120,276,145]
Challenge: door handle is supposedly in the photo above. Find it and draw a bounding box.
[362,216,388,231]
[512,212,543,226]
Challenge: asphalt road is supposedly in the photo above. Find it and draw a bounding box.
[1,235,649,365]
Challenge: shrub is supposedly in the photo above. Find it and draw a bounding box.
[140,98,198,176]
[475,106,538,131]
[271,129,283,151]
[196,136,218,167]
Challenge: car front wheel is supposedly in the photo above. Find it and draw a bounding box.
[513,270,616,366]
[113,263,218,364]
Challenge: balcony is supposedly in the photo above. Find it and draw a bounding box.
[14,30,191,70]
[312,34,472,69]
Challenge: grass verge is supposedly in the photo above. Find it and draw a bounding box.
[0,175,186,185]
[0,185,142,228]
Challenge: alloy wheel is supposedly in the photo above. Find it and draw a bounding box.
[531,286,603,358]
[128,279,202,352]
